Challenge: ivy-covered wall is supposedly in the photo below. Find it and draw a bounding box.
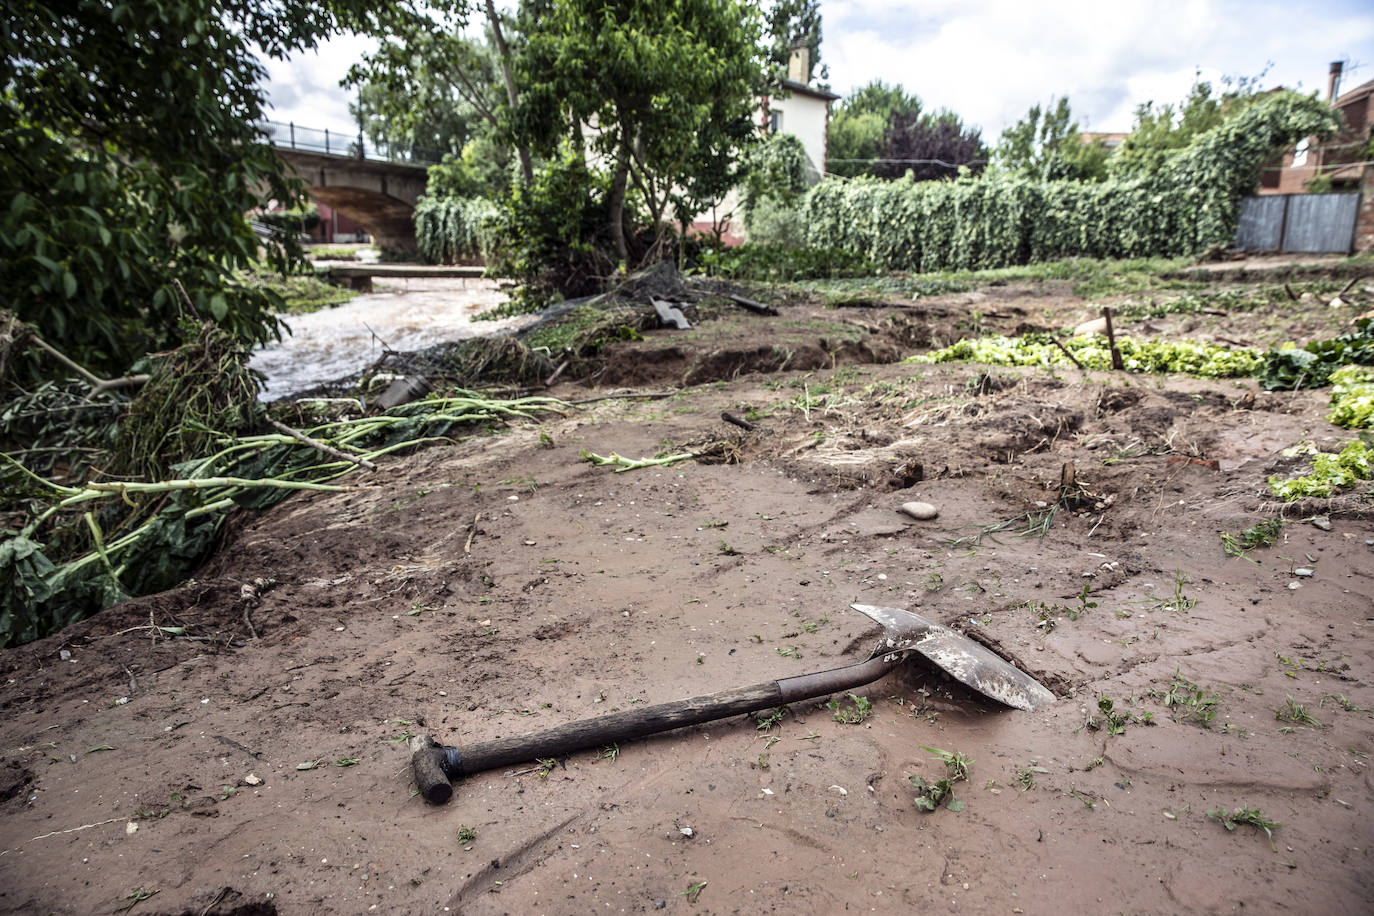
[414,196,499,265]
[802,91,1340,271]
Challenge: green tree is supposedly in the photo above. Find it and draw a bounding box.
[1111,73,1264,178]
[828,81,925,178]
[994,97,1109,182]
[877,110,988,182]
[348,35,499,161]
[346,8,524,197]
[518,0,766,265]
[0,0,409,379]
[767,0,824,83]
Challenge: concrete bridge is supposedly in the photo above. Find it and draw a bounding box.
[261,121,435,251]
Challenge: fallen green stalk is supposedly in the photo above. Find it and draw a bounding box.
[581,450,697,472]
[2,389,570,647]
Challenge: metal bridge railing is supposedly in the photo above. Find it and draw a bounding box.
[257,120,445,167]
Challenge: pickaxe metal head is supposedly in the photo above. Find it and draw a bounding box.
[851,603,1055,711]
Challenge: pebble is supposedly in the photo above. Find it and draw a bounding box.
[899,501,938,521]
[1294,568,1314,578]
[1311,516,1332,531]
[679,827,693,837]
[244,773,262,786]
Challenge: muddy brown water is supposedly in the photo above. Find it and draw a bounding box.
[2,282,1371,914]
[249,278,525,400]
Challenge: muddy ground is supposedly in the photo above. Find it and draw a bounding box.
[2,269,1372,914]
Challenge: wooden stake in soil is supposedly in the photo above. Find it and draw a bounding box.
[1049,336,1086,371]
[1101,307,1125,371]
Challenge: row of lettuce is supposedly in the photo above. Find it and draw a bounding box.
[909,323,1373,501]
[912,320,1373,426]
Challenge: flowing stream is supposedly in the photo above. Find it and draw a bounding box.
[250,277,529,400]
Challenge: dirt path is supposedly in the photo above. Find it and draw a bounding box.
[2,280,1372,914]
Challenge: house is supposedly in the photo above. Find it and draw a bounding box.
[1079,131,1129,151]
[1260,62,1373,195]
[762,47,841,183]
[693,47,839,244]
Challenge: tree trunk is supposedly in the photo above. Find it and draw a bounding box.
[608,121,632,265]
[484,0,533,186]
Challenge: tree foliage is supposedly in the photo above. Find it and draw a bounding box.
[0,0,405,380]
[876,111,988,182]
[415,197,500,264]
[828,80,923,178]
[1110,74,1265,179]
[829,82,983,182]
[346,8,523,197]
[348,29,500,161]
[741,133,809,246]
[805,92,1337,272]
[766,0,824,83]
[994,97,1110,182]
[516,0,765,265]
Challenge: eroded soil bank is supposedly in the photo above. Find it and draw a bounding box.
[2,274,1371,914]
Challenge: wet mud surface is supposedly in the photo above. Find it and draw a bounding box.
[2,279,1372,914]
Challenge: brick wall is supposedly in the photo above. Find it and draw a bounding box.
[1355,166,1374,252]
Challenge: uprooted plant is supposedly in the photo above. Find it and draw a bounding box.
[2,349,568,647]
[910,746,972,813]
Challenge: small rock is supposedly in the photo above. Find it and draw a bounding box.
[655,902,667,910]
[244,773,262,786]
[125,821,138,835]
[1294,568,1314,578]
[899,501,938,521]
[1329,297,1345,309]
[59,650,71,661]
[679,827,693,837]
[829,785,848,796]
[1072,317,1109,337]
[1311,516,1332,531]
[1287,581,1302,590]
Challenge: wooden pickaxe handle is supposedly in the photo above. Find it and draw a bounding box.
[411,652,898,803]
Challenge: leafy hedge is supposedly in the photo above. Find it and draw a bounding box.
[415,196,499,265]
[802,91,1338,271]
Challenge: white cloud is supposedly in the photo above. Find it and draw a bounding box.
[259,33,378,130]
[824,0,1374,137]
[260,1,1374,140]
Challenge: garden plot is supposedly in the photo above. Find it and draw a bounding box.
[1,272,1371,915]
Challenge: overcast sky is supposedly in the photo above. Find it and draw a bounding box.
[262,0,1374,141]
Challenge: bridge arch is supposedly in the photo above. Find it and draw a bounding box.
[272,147,429,252]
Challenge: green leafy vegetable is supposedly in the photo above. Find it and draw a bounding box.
[1268,439,1372,501]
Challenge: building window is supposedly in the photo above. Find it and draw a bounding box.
[1292,139,1309,168]
[768,110,782,133]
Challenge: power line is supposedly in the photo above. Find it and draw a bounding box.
[827,157,989,167]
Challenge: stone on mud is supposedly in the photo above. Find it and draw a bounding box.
[899,501,939,520]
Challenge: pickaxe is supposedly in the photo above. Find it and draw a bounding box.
[410,604,1054,803]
